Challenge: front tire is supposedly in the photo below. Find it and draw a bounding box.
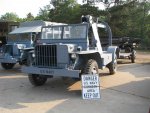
[1,63,15,70]
[84,59,99,74]
[28,74,47,86]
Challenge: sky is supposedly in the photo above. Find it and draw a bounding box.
[0,0,51,18]
[0,0,105,18]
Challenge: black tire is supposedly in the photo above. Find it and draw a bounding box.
[26,55,32,66]
[1,63,15,70]
[84,59,99,74]
[107,56,117,75]
[28,74,47,86]
[125,47,131,53]
[131,50,136,63]
[25,52,34,66]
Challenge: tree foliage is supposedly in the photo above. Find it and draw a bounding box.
[48,0,80,23]
[26,13,34,21]
[36,5,52,20]
[36,0,150,48]
[47,0,103,23]
[107,1,150,48]
[0,0,149,48]
[0,12,20,21]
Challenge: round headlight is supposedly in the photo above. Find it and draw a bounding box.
[32,53,35,58]
[71,53,76,59]
[77,46,82,51]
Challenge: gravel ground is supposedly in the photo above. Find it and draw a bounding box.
[0,52,150,113]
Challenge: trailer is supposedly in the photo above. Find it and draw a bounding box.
[101,36,140,63]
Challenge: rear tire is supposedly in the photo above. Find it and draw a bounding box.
[107,56,117,75]
[1,63,15,70]
[84,59,99,74]
[28,74,47,86]
[131,50,136,63]
[125,47,131,53]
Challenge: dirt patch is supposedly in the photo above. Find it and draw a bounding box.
[136,51,150,63]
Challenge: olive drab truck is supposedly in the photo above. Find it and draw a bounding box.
[0,20,62,69]
[22,15,118,86]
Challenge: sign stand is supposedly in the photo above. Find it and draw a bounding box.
[81,74,100,100]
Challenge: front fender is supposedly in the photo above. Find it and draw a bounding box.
[74,52,101,70]
[21,48,34,61]
[107,46,119,61]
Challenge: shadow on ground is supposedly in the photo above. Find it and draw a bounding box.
[0,62,149,113]
[0,53,149,113]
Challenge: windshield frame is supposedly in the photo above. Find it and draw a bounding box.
[41,24,88,40]
[7,33,32,43]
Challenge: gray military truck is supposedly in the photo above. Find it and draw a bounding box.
[22,15,118,86]
[0,20,61,69]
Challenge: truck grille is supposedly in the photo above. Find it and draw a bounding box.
[34,45,57,67]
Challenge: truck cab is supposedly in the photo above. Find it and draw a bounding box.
[0,20,61,69]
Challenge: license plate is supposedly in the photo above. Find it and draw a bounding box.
[40,69,54,74]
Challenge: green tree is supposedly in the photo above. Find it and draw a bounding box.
[26,13,34,21]
[107,1,147,36]
[48,0,80,23]
[48,0,103,23]
[36,4,52,20]
[80,4,100,17]
[141,1,150,49]
[106,0,150,48]
[0,12,19,21]
[35,0,150,48]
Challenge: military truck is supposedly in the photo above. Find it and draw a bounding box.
[0,20,62,69]
[22,15,118,86]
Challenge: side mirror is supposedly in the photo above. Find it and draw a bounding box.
[32,34,36,41]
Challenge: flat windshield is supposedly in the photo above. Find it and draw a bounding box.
[42,24,87,39]
[42,26,62,39]
[8,33,31,42]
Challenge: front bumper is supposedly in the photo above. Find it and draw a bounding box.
[22,66,80,78]
[0,58,18,63]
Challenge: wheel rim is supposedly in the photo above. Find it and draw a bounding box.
[91,66,98,74]
[36,75,45,82]
[28,74,47,86]
[113,57,117,71]
[113,61,117,71]
[84,59,99,75]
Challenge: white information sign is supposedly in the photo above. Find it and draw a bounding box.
[81,74,100,99]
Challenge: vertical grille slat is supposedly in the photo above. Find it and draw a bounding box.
[54,46,57,66]
[44,45,46,66]
[50,45,52,66]
[34,45,57,67]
